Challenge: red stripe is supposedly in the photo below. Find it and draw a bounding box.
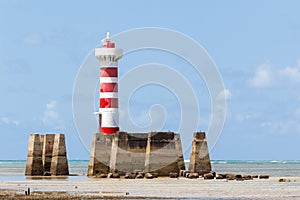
[102,42,115,48]
[100,83,118,92]
[100,98,118,108]
[101,127,119,134]
[100,68,118,77]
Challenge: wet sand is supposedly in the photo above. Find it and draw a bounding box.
[0,177,299,199]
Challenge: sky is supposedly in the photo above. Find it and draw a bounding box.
[1,0,300,160]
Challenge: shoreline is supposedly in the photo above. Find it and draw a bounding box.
[0,177,299,199]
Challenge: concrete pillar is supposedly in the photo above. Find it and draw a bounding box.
[50,134,69,175]
[25,134,44,176]
[88,133,112,176]
[109,132,132,175]
[189,132,212,175]
[42,134,55,172]
[145,132,184,176]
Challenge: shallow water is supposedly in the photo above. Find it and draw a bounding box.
[0,160,299,181]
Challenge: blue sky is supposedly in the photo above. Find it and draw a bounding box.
[1,0,300,160]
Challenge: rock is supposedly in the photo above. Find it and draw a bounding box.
[204,173,214,180]
[44,171,51,176]
[169,172,179,178]
[133,170,142,176]
[216,174,225,179]
[108,173,120,178]
[98,173,107,178]
[243,175,253,180]
[151,173,158,178]
[259,175,269,179]
[179,170,185,177]
[136,172,144,179]
[210,171,216,178]
[226,174,235,180]
[183,170,190,177]
[188,173,199,179]
[235,174,242,179]
[279,178,290,182]
[145,173,154,179]
[125,173,135,179]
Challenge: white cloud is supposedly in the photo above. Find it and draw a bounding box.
[12,120,20,126]
[1,116,20,126]
[42,100,60,126]
[261,120,300,135]
[1,117,9,124]
[249,62,273,88]
[235,113,259,123]
[279,60,300,82]
[23,32,42,45]
[217,89,232,101]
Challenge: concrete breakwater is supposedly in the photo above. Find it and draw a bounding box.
[88,131,212,177]
[25,133,69,176]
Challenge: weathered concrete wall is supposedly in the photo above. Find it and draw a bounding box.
[189,132,212,175]
[25,134,44,175]
[88,133,112,176]
[88,131,185,177]
[50,134,69,175]
[127,133,147,171]
[25,133,69,176]
[110,132,132,174]
[144,132,185,176]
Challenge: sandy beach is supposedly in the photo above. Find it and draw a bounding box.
[0,177,299,199]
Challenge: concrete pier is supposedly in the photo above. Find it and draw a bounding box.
[188,132,212,175]
[25,133,69,176]
[144,132,185,176]
[88,131,186,177]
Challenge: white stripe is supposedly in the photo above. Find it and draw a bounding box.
[100,92,118,98]
[101,111,119,127]
[99,108,118,112]
[100,77,118,83]
[100,65,118,68]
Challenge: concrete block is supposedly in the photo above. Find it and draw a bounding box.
[189,132,212,175]
[144,132,185,176]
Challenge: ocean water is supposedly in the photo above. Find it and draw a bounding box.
[0,160,299,181]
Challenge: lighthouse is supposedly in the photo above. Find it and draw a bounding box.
[94,32,123,135]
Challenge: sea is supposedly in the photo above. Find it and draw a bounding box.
[0,160,299,181]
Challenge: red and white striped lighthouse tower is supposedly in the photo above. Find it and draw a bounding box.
[95,32,122,135]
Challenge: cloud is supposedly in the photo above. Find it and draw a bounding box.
[235,113,259,123]
[23,32,42,45]
[1,116,20,126]
[261,120,300,135]
[42,100,60,126]
[1,117,9,124]
[217,89,232,101]
[249,62,273,88]
[279,60,300,82]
